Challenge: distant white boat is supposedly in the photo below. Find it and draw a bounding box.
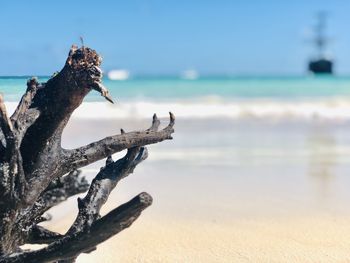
[107,69,130,80]
[181,69,199,80]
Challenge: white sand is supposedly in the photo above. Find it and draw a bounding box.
[42,214,350,263]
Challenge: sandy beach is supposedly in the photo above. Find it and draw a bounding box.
[31,113,350,263]
[2,1,350,261]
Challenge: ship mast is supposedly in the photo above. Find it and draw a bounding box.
[314,12,328,59]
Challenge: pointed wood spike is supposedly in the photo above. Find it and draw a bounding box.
[77,197,84,210]
[103,92,114,104]
[80,36,84,47]
[169,112,175,125]
[106,156,113,165]
[136,147,148,162]
[0,93,14,134]
[149,113,160,131]
[100,86,114,104]
[93,82,114,104]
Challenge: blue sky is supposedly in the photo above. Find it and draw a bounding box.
[0,0,350,75]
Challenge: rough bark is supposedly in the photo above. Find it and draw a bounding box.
[0,45,175,262]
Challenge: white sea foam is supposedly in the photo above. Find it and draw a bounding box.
[6,97,350,121]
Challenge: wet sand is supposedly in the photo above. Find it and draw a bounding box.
[39,116,350,262]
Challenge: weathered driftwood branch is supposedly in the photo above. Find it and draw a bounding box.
[58,146,149,263]
[26,225,63,245]
[61,112,174,174]
[26,170,89,222]
[0,45,175,262]
[69,146,148,235]
[2,193,152,263]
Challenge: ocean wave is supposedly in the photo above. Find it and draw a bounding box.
[6,97,350,121]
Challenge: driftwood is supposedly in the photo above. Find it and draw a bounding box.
[0,45,175,262]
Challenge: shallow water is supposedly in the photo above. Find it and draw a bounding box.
[4,76,350,121]
[3,76,350,101]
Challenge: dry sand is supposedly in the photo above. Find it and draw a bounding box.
[77,216,350,263]
[42,212,350,263]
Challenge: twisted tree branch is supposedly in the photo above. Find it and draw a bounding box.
[69,146,148,234]
[25,170,89,223]
[3,193,152,263]
[0,45,175,261]
[61,112,174,174]
[26,225,63,245]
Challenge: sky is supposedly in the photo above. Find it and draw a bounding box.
[1,0,350,76]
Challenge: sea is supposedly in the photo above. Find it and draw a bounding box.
[3,75,350,219]
[2,76,350,121]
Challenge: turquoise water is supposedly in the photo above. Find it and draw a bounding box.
[1,76,350,101]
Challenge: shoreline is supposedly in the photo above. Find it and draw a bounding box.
[6,97,350,122]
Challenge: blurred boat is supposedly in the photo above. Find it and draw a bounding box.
[307,12,333,74]
[107,69,130,80]
[180,69,199,80]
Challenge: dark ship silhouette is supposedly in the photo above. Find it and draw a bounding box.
[308,12,333,74]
